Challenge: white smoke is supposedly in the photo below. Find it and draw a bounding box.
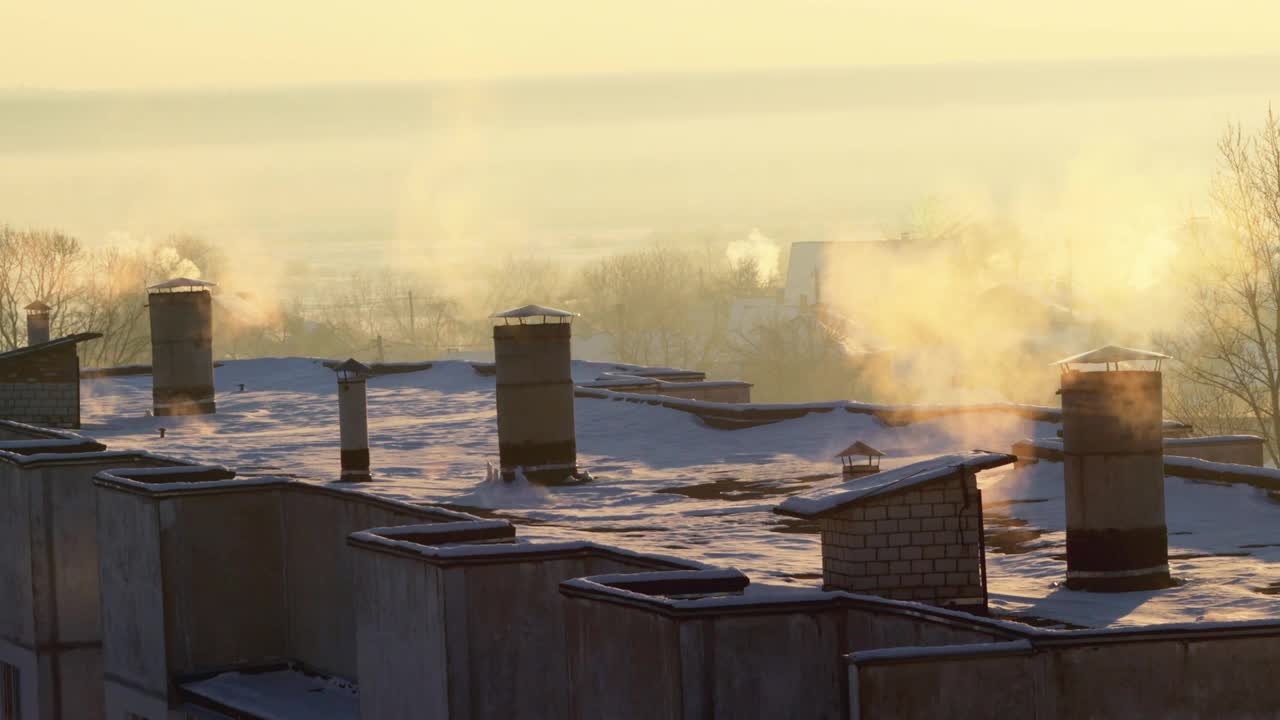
[726,228,781,281]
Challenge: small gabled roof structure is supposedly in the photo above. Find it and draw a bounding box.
[491,304,577,324]
[775,451,1016,519]
[834,441,883,460]
[147,278,217,293]
[333,358,372,381]
[1053,345,1170,370]
[24,301,50,313]
[0,332,103,364]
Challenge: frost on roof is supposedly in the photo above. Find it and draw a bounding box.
[776,451,1016,518]
[490,304,578,319]
[1052,345,1171,366]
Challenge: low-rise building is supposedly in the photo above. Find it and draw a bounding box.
[0,333,100,429]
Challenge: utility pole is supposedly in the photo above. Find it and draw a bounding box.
[376,335,385,363]
[408,291,416,343]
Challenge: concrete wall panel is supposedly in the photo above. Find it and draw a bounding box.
[0,465,36,646]
[458,558,588,719]
[852,632,1280,720]
[565,598,680,720]
[282,489,439,680]
[1164,439,1265,467]
[97,489,169,697]
[709,612,846,719]
[353,552,448,720]
[39,464,104,645]
[159,491,288,677]
[852,652,1036,719]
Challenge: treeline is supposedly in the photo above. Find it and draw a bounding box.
[0,228,221,367]
[0,227,872,401]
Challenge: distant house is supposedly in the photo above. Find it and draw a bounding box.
[0,333,101,428]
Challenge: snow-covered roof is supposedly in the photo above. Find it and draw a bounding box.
[1163,434,1263,447]
[0,332,103,362]
[75,357,1280,627]
[776,451,1016,518]
[181,667,358,720]
[491,304,577,319]
[1052,345,1170,367]
[835,441,883,458]
[146,277,217,292]
[24,300,50,312]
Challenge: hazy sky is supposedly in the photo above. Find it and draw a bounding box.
[6,1,1280,90]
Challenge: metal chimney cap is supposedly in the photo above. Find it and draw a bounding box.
[491,304,577,324]
[333,358,372,378]
[491,304,577,318]
[24,301,50,312]
[834,441,884,459]
[1052,345,1171,368]
[146,277,217,293]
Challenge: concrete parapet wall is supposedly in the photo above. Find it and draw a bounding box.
[848,622,1280,719]
[0,443,197,720]
[348,527,701,720]
[649,381,752,403]
[282,486,456,679]
[95,469,472,716]
[1014,437,1278,489]
[1163,435,1265,466]
[0,419,80,442]
[575,388,1070,431]
[561,573,1020,720]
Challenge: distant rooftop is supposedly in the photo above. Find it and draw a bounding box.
[24,301,50,312]
[1053,345,1171,368]
[147,277,217,293]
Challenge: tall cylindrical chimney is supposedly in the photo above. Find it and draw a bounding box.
[1057,346,1171,591]
[25,301,50,346]
[147,278,217,416]
[492,305,579,483]
[336,359,372,481]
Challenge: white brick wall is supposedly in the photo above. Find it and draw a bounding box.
[820,475,984,607]
[0,382,78,428]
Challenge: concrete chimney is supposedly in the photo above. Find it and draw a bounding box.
[1056,346,1172,591]
[25,301,50,346]
[336,358,372,481]
[147,278,217,416]
[491,304,579,483]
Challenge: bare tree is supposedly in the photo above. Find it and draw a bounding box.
[1159,108,1280,463]
[0,227,84,350]
[727,308,872,402]
[580,247,727,369]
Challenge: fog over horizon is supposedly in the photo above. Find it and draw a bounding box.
[4,51,1280,409]
[4,56,1278,283]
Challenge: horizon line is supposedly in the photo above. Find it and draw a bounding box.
[6,52,1280,96]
